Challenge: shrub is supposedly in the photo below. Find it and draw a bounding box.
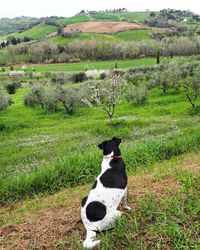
[42,87,59,112]
[125,84,148,105]
[5,82,21,94]
[5,83,17,94]
[24,85,45,108]
[0,92,12,111]
[0,123,6,131]
[57,87,84,115]
[183,74,200,109]
[71,72,87,83]
[100,72,107,80]
[51,72,70,85]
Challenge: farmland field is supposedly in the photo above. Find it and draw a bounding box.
[5,57,156,72]
[61,21,145,34]
[16,23,58,39]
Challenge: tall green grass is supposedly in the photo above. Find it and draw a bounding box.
[1,130,200,204]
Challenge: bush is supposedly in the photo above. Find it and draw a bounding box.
[42,87,59,112]
[0,92,12,111]
[5,82,21,94]
[24,85,45,108]
[0,123,6,131]
[71,72,87,83]
[57,87,84,115]
[100,72,107,80]
[51,72,70,85]
[183,74,200,109]
[125,84,148,105]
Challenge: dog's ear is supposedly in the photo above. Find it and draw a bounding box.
[112,137,122,146]
[98,141,107,150]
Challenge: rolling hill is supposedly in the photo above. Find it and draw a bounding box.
[16,22,58,40]
[0,16,40,35]
[0,9,199,53]
[0,11,151,43]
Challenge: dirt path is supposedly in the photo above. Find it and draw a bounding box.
[0,153,200,250]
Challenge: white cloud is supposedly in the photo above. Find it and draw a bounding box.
[0,0,199,18]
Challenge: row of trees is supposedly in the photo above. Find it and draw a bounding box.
[0,36,32,49]
[21,61,200,121]
[1,36,200,64]
[1,62,200,120]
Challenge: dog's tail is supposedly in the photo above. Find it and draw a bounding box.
[83,229,100,249]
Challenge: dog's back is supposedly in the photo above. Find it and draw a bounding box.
[81,137,128,249]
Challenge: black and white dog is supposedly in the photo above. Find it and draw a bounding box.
[81,137,131,249]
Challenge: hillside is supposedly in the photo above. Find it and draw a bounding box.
[16,22,58,40]
[0,16,40,35]
[0,9,199,46]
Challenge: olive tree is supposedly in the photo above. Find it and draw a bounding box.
[183,74,200,109]
[0,92,12,111]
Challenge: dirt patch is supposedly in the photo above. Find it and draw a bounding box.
[0,208,81,250]
[61,21,144,35]
[181,154,200,173]
[0,176,179,250]
[128,175,179,205]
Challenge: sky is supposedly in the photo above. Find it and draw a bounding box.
[1,0,200,18]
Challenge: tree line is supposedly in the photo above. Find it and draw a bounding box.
[1,36,200,65]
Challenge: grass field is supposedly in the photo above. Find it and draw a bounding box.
[8,58,156,72]
[1,77,200,204]
[0,146,200,249]
[49,29,151,45]
[57,12,150,25]
[58,15,91,25]
[89,11,150,22]
[16,23,58,40]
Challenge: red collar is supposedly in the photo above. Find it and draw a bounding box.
[104,155,122,159]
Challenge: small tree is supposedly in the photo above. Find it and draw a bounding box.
[156,50,160,64]
[183,75,200,109]
[5,82,21,94]
[24,85,45,108]
[125,84,148,105]
[57,86,83,115]
[0,93,12,111]
[83,76,123,122]
[42,87,59,112]
[170,50,173,59]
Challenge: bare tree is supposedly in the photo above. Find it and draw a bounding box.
[83,76,124,122]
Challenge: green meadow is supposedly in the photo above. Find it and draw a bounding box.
[8,57,156,72]
[49,29,152,45]
[1,78,200,204]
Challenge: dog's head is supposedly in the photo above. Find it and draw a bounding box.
[98,137,122,156]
